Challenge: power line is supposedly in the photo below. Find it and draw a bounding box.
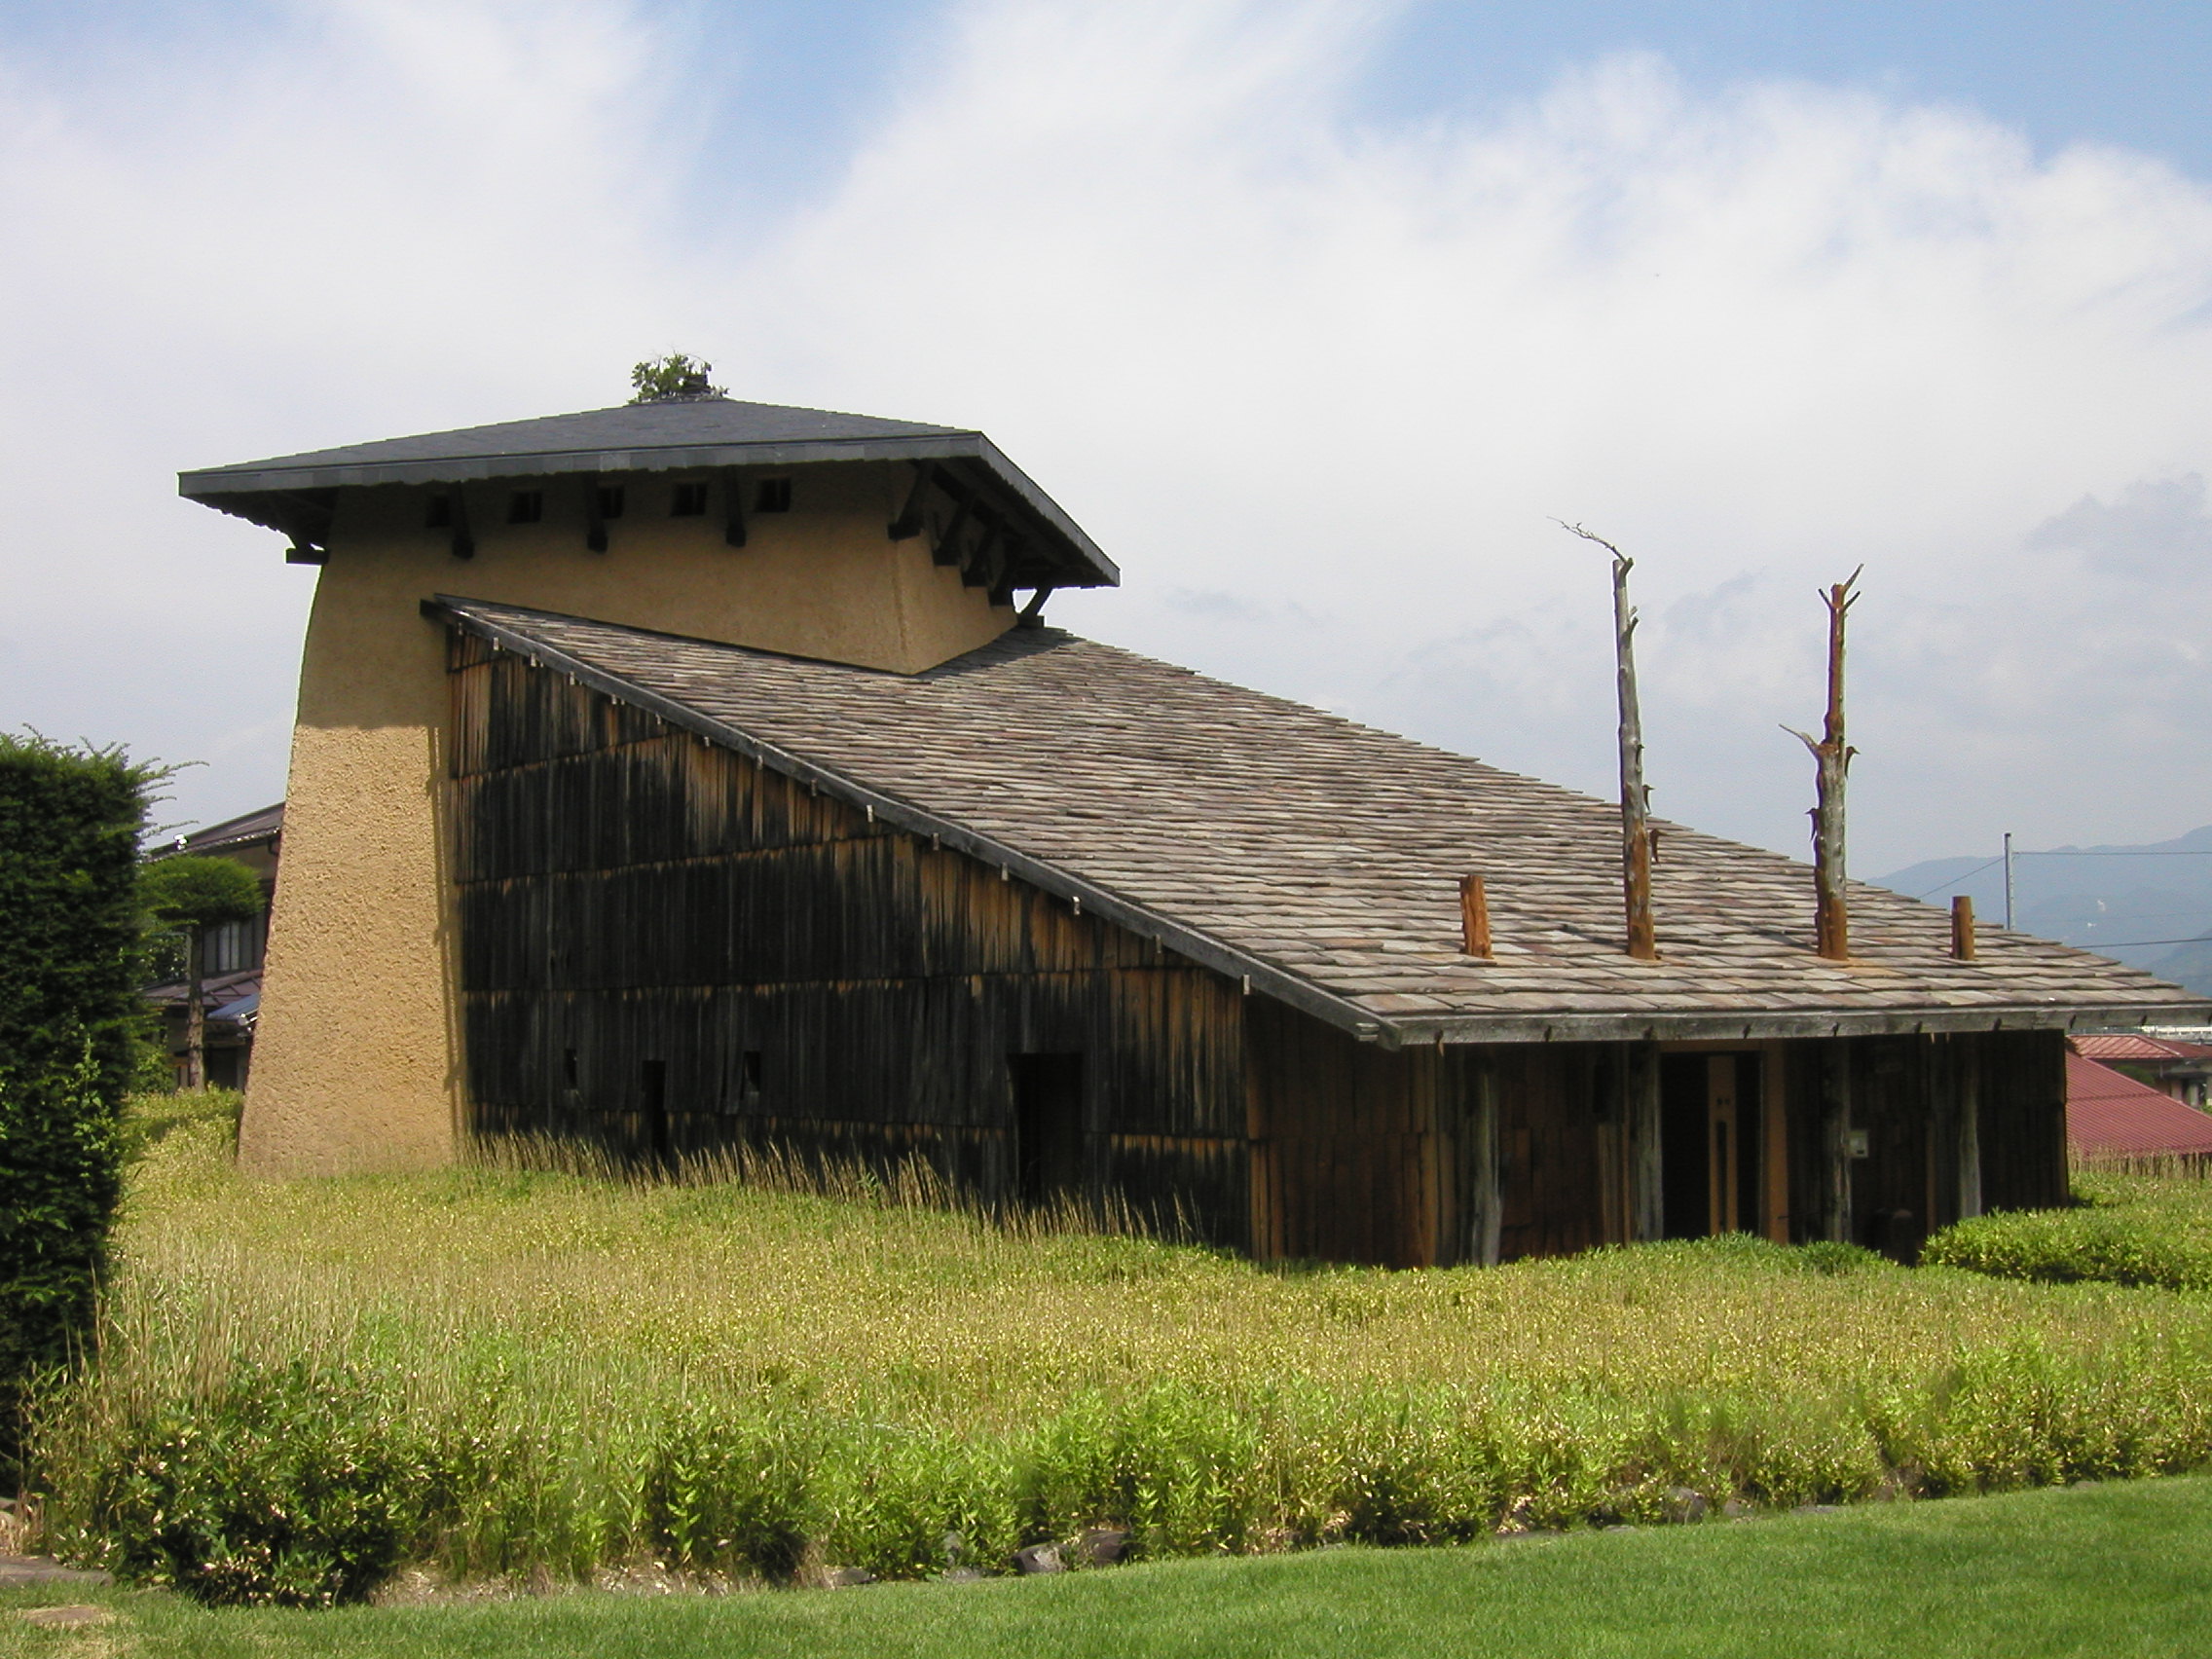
[2016,849,2212,857]
[2086,934,2212,951]
[1905,846,2212,902]
[1907,855,2003,901]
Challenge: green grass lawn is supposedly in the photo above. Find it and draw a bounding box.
[9,1476,2210,1659]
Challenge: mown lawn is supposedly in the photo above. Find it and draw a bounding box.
[7,1476,2211,1658]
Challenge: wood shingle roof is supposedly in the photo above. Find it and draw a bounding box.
[431,596,2209,1048]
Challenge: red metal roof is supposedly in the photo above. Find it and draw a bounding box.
[2067,1053,2212,1158]
[2074,1033,2212,1063]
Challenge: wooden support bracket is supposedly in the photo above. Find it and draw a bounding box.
[585,473,608,553]
[888,463,937,539]
[450,486,474,561]
[723,470,748,548]
[961,520,1001,588]
[933,496,973,568]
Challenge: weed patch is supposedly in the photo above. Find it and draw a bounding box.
[26,1098,2212,1603]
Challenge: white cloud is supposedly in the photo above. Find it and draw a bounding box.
[7,0,2212,869]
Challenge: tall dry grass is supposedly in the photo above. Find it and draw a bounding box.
[30,1092,2212,1596]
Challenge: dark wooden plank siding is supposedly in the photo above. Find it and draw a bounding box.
[1493,1045,1619,1263]
[449,636,1250,1244]
[1242,997,1441,1267]
[447,631,2074,1269]
[1975,1028,2069,1213]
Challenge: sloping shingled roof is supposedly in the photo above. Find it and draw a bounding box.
[431,596,2210,1048]
[2066,1053,2212,1158]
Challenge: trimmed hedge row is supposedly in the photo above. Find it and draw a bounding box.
[0,734,153,1468]
[1924,1195,2212,1292]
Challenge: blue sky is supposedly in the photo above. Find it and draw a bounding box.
[4,1,2212,872]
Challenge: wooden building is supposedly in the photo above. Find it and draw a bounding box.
[183,391,2207,1263]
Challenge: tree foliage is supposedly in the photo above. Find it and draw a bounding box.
[141,856,264,931]
[0,732,158,1471]
[629,352,724,403]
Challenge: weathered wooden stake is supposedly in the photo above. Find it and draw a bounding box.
[1786,569,1862,960]
[1458,873,1493,959]
[1559,522,1658,960]
[1950,894,1976,961]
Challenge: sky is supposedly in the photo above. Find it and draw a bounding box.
[5,1,2212,876]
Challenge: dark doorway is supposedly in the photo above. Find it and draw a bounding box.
[642,1058,669,1162]
[1659,1053,1762,1237]
[1010,1052,1085,1207]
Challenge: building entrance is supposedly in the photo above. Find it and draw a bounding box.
[1659,1052,1763,1237]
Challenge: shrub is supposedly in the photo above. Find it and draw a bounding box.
[65,1360,423,1606]
[645,1404,820,1580]
[0,734,155,1471]
[1923,1180,2212,1292]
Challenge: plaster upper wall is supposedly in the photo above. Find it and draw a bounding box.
[316,459,1015,693]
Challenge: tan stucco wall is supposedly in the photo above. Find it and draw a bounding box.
[239,461,1016,1174]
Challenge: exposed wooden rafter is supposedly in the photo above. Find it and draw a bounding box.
[584,473,608,553]
[723,469,748,549]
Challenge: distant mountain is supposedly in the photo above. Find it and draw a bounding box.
[1874,826,2212,998]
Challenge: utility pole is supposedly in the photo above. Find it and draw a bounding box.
[2004,832,2014,931]
[1558,522,1659,960]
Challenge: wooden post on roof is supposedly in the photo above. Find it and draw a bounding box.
[1950,895,1976,960]
[1558,522,1659,960]
[1458,874,1493,958]
[1788,571,1862,960]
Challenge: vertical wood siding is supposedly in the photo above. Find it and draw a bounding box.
[446,631,2072,1267]
[448,634,1249,1242]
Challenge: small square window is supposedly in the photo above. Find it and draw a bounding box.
[754,478,793,513]
[507,490,543,525]
[424,495,452,529]
[596,485,627,520]
[670,482,709,517]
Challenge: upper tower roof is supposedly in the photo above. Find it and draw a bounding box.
[179,395,1119,587]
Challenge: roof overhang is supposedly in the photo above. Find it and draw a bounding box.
[183,429,1118,588]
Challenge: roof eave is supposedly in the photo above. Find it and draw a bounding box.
[1390,1002,2212,1048]
[183,431,1120,587]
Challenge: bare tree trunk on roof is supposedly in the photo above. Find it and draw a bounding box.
[1558,522,1659,961]
[1786,571,1862,961]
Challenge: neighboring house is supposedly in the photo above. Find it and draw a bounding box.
[142,802,281,1090]
[2071,1031,2212,1108]
[178,393,2208,1264]
[2066,1050,2212,1162]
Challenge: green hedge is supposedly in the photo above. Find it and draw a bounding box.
[0,734,153,1464]
[1923,1179,2212,1292]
